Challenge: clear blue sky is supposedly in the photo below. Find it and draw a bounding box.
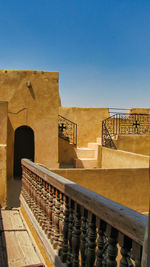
[0,0,150,108]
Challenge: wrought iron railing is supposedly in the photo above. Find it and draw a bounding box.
[58,115,77,145]
[102,113,150,149]
[20,159,147,267]
[102,121,117,149]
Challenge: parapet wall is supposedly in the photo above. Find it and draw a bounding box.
[101,147,149,169]
[52,168,149,213]
[127,108,150,114]
[114,135,150,155]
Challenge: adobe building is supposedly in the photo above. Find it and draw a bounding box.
[0,69,150,209]
[0,70,60,206]
[0,69,110,207]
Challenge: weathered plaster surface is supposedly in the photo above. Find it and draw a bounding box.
[59,107,109,147]
[0,70,60,179]
[52,168,149,213]
[114,135,150,155]
[101,147,149,169]
[127,108,150,114]
[58,138,77,165]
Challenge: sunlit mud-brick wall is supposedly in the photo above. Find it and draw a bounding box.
[0,70,60,179]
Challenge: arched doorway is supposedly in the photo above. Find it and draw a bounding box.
[13,126,34,178]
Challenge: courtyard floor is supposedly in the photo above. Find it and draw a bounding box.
[0,179,51,267]
[0,208,46,267]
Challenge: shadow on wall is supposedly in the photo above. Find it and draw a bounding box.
[7,179,22,208]
[58,137,85,168]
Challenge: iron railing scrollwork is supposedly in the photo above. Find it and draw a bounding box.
[58,115,77,145]
[102,121,117,149]
[102,113,150,149]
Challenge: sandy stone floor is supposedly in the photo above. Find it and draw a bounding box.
[0,179,48,266]
[0,209,45,267]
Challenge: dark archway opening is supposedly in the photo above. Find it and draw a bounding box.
[13,126,34,178]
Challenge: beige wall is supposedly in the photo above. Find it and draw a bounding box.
[0,70,60,178]
[52,168,149,213]
[58,137,77,165]
[59,107,109,147]
[101,147,149,168]
[0,102,8,207]
[127,108,150,114]
[114,135,150,155]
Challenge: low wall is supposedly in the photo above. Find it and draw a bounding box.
[59,107,109,147]
[58,137,77,165]
[101,147,149,168]
[52,168,149,213]
[127,108,150,114]
[114,135,150,155]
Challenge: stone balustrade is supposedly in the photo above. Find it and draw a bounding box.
[20,159,147,267]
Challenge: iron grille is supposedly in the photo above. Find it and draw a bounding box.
[102,113,150,149]
[58,115,77,145]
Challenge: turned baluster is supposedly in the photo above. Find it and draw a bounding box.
[53,190,61,249]
[57,192,65,252]
[36,177,43,224]
[43,182,51,233]
[40,180,47,229]
[47,184,54,239]
[86,213,97,267]
[119,233,133,267]
[67,199,74,267]
[24,170,31,205]
[106,225,118,267]
[25,170,30,205]
[29,171,34,208]
[39,180,47,226]
[29,172,36,211]
[32,173,37,206]
[96,219,106,267]
[132,241,142,267]
[33,175,40,218]
[60,195,69,262]
[49,187,56,242]
[80,208,88,267]
[21,169,26,198]
[72,203,81,267]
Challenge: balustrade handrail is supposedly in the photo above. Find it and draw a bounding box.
[21,159,147,246]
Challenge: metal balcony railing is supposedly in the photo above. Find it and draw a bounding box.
[102,113,150,149]
[58,115,77,145]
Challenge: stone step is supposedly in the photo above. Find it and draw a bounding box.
[76,147,96,158]
[74,158,97,168]
[96,137,102,145]
[112,135,118,140]
[88,142,99,149]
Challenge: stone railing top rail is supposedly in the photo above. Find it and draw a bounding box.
[22,158,147,246]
